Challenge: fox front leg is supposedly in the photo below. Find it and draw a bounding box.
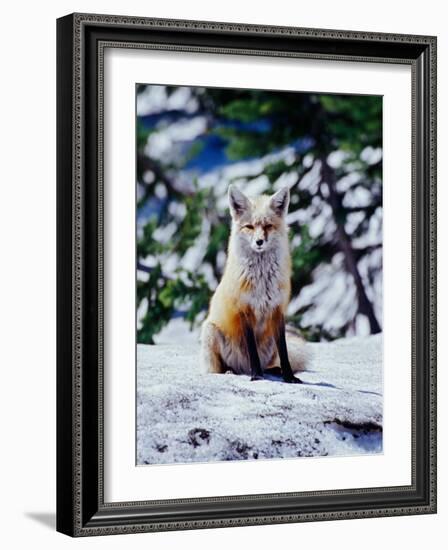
[242,323,264,381]
[275,315,303,384]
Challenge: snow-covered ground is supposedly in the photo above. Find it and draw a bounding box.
[137,334,383,465]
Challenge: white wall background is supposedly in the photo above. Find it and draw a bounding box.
[0,1,445,548]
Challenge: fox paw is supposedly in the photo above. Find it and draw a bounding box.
[250,374,264,381]
[283,376,303,384]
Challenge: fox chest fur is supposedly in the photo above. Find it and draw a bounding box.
[237,255,291,356]
[213,249,290,371]
[239,250,289,314]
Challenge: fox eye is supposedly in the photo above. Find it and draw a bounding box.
[264,224,273,230]
[244,224,254,230]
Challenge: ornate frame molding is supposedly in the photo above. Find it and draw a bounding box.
[56,13,437,537]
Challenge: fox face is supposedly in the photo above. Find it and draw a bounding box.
[228,185,290,254]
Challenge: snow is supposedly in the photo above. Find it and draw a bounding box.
[153,317,201,345]
[137,334,383,465]
[137,85,198,116]
[361,146,383,165]
[144,116,207,162]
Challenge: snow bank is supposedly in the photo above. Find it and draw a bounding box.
[137,334,382,465]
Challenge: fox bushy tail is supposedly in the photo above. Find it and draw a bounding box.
[285,326,311,373]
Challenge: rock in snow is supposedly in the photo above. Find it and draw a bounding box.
[137,334,383,465]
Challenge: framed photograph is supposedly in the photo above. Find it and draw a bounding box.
[56,13,437,536]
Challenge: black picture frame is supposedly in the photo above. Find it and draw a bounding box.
[56,13,437,537]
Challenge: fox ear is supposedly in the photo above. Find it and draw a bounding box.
[270,187,290,217]
[228,185,250,219]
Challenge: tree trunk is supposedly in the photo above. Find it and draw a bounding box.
[320,158,381,334]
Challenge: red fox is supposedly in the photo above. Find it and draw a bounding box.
[200,185,308,383]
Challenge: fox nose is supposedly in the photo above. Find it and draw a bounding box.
[256,239,264,246]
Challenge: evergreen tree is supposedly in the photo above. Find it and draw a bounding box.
[136,85,382,343]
